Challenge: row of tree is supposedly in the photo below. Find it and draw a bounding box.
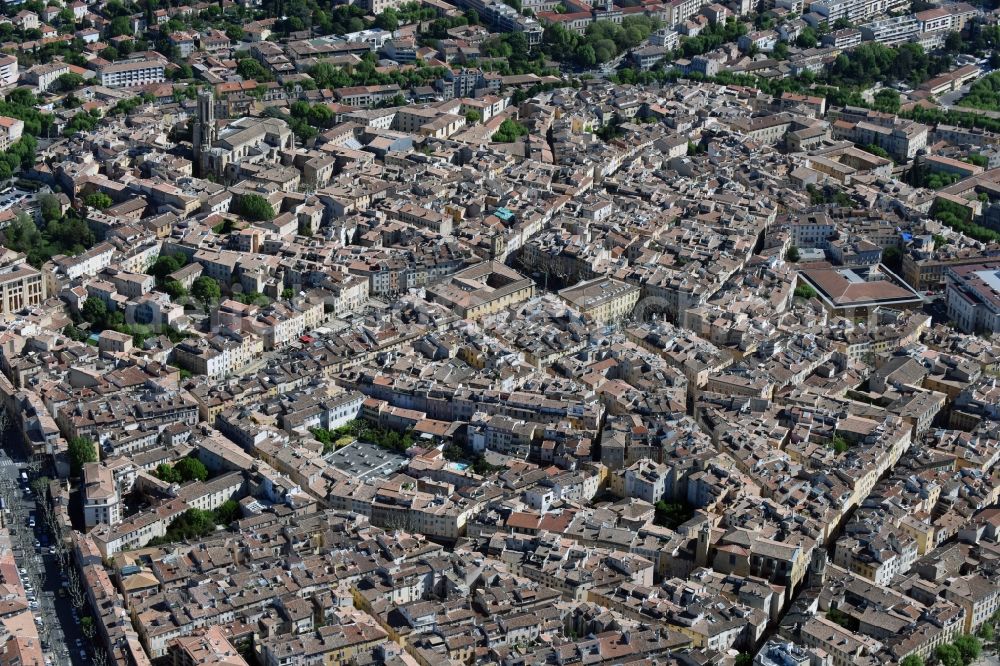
[958,70,1000,111]
[931,198,1000,243]
[321,419,417,454]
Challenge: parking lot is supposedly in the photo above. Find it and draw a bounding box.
[0,188,33,213]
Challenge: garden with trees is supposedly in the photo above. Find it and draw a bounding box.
[153,457,210,484]
[145,501,241,546]
[233,193,276,221]
[2,191,95,268]
[539,15,662,68]
[312,419,417,454]
[493,118,529,143]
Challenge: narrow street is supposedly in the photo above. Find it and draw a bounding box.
[0,439,88,666]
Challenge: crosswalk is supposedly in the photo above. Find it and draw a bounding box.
[0,458,19,481]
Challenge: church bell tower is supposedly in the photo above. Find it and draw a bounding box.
[193,89,216,177]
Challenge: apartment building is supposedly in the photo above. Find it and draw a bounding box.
[860,15,919,46]
[174,331,264,380]
[0,54,18,88]
[334,84,402,107]
[24,61,70,92]
[915,3,976,33]
[47,242,115,283]
[171,627,249,666]
[97,56,167,87]
[83,462,122,529]
[810,0,907,24]
[0,116,24,152]
[832,118,928,161]
[946,262,1000,333]
[623,459,670,504]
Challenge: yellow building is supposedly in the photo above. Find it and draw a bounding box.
[557,277,641,324]
[0,251,46,316]
[427,261,535,320]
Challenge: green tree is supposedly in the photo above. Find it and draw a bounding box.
[67,436,97,477]
[794,283,817,299]
[944,30,963,53]
[56,72,85,91]
[796,27,817,48]
[237,57,269,81]
[829,435,851,454]
[936,644,963,666]
[163,280,187,299]
[883,245,903,274]
[464,109,481,123]
[38,193,61,222]
[174,457,208,482]
[472,455,502,475]
[148,253,187,281]
[900,656,924,666]
[952,635,981,665]
[213,499,239,524]
[154,463,181,483]
[492,118,528,143]
[306,103,333,127]
[106,15,131,37]
[146,509,217,545]
[873,88,901,114]
[443,444,465,461]
[191,276,221,306]
[653,500,694,529]
[374,8,398,30]
[235,194,275,221]
[83,192,113,209]
[172,64,194,80]
[785,245,800,262]
[82,297,108,326]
